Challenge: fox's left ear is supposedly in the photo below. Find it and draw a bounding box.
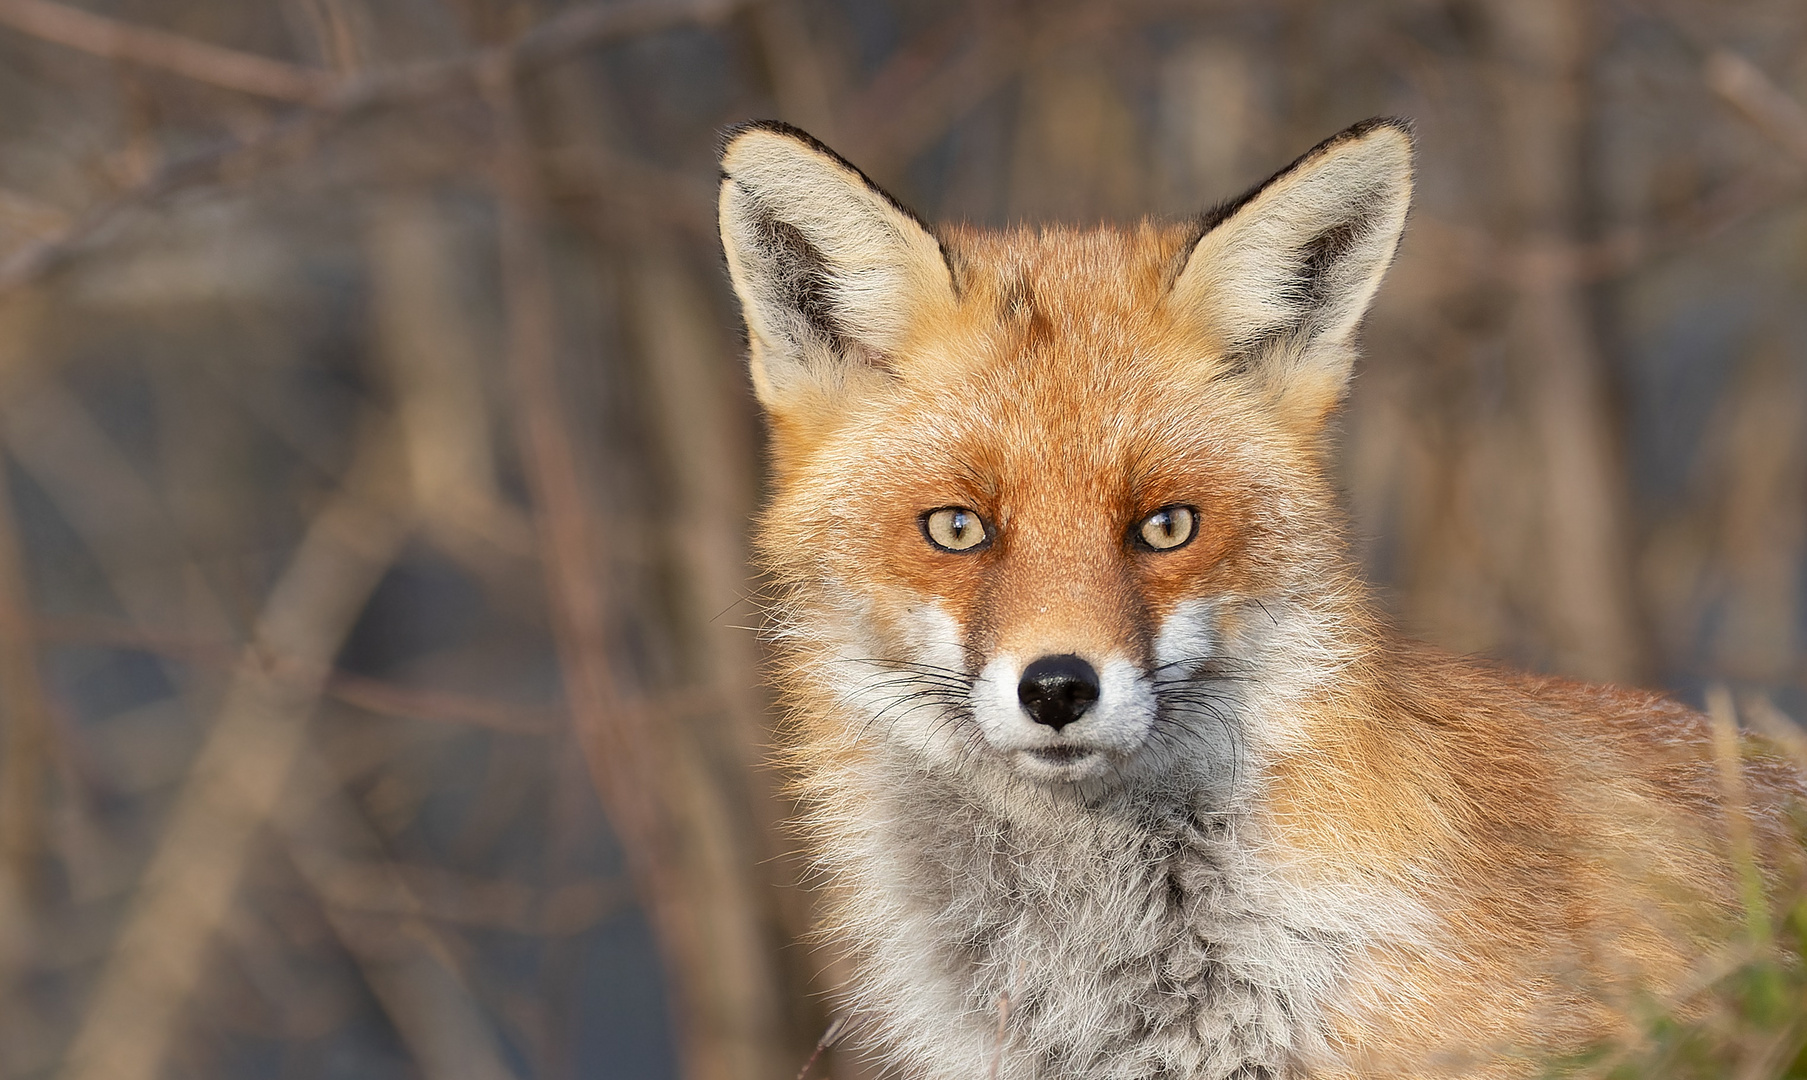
[1169,118,1413,429]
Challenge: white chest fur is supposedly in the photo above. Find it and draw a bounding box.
[826,767,1372,1080]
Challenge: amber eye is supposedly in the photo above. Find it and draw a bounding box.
[1135,505,1198,552]
[921,506,991,552]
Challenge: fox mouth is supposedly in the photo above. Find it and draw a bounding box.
[1013,744,1113,782]
[1025,745,1091,765]
[1014,743,1117,780]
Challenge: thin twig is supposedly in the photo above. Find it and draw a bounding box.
[485,53,701,1070]
[299,907,521,1080]
[487,48,805,1080]
[55,423,412,1080]
[0,0,747,297]
[306,0,748,116]
[303,851,627,935]
[0,116,316,295]
[1405,167,1807,291]
[988,986,1014,1080]
[0,0,743,109]
[0,445,51,896]
[30,613,564,734]
[792,1014,847,1080]
[1705,48,1807,167]
[0,0,335,103]
[24,613,742,739]
[325,673,563,735]
[278,748,526,1080]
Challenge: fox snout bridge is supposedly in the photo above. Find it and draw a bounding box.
[1017,655,1101,730]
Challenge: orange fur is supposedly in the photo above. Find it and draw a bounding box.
[720,118,1805,1078]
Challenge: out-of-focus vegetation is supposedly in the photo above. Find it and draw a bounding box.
[0,1,1800,1078]
[1549,899,1807,1080]
[1546,691,1807,1080]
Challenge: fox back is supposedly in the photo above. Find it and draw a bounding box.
[716,119,1803,1079]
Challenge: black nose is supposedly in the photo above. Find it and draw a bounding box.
[1017,654,1100,731]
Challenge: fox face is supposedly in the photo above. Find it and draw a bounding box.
[722,120,1413,803]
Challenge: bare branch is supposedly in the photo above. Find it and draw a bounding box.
[0,0,744,108]
[0,450,51,896]
[1705,48,1807,167]
[488,58,799,1080]
[279,749,527,1080]
[29,613,566,734]
[0,0,748,297]
[0,0,334,103]
[55,423,412,1080]
[792,1016,847,1080]
[0,120,311,295]
[302,853,627,935]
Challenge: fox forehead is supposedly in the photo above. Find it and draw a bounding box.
[785,224,1310,511]
[900,222,1238,394]
[940,221,1202,334]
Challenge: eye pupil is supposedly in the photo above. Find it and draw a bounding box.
[1138,505,1196,551]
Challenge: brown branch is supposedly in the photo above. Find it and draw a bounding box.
[1407,162,1807,291]
[31,614,566,735]
[325,673,563,735]
[280,748,526,1080]
[484,56,695,1053]
[487,59,791,1080]
[0,0,335,103]
[1486,0,1648,684]
[0,447,51,896]
[0,117,313,294]
[304,854,627,935]
[0,0,747,296]
[1705,48,1807,168]
[55,424,413,1080]
[621,249,816,1069]
[543,144,718,238]
[319,0,745,115]
[839,12,1031,175]
[0,0,743,108]
[838,2,1137,177]
[509,0,742,71]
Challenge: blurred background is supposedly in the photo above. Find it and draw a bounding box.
[0,0,1801,1077]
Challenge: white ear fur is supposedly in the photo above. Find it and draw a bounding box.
[1170,118,1414,422]
[718,123,956,413]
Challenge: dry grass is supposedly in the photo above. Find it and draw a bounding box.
[1548,693,1807,1080]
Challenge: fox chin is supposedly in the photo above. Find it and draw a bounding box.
[718,117,1804,1079]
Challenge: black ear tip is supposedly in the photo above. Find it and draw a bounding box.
[719,119,836,164]
[714,119,938,236]
[1342,116,1416,147]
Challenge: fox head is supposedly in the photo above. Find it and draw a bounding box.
[720,119,1412,803]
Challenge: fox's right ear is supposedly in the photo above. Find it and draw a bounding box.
[718,123,956,420]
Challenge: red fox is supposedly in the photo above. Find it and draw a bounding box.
[717,117,1804,1078]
